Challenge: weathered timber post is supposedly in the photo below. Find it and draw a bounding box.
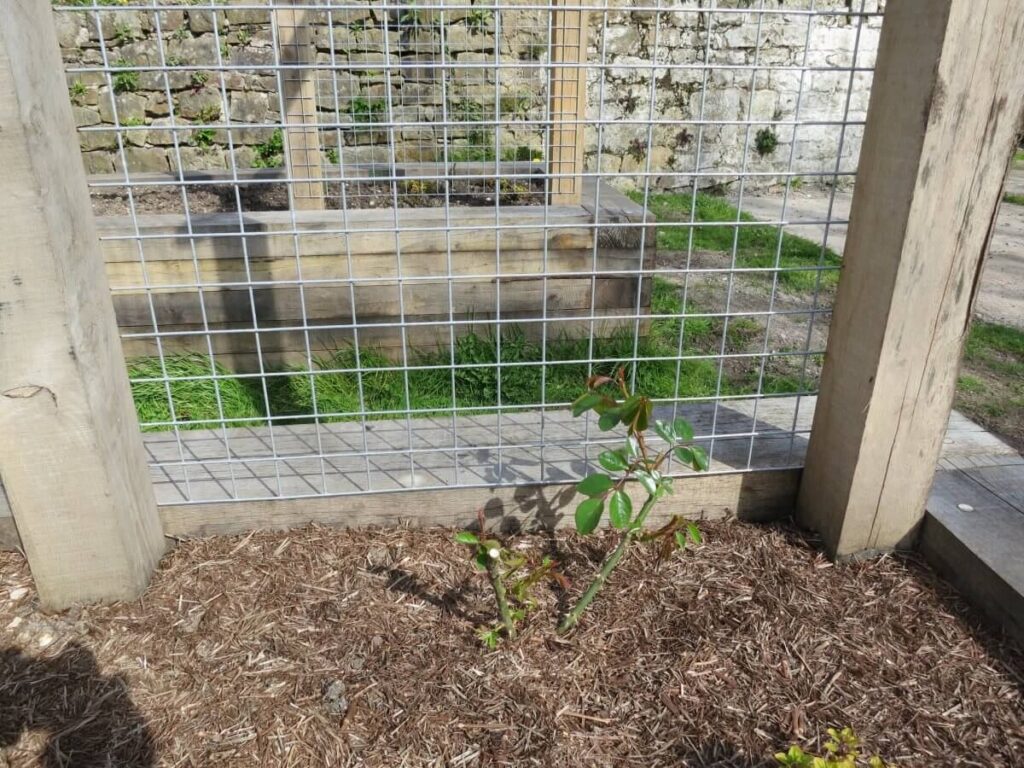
[276,0,325,210]
[0,2,166,608]
[796,0,1024,557]
[548,0,588,205]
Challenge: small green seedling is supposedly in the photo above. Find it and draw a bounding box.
[776,727,885,768]
[69,80,87,105]
[456,518,567,648]
[112,59,139,94]
[558,367,708,633]
[755,126,779,157]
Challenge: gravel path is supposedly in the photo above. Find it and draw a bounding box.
[737,166,1024,330]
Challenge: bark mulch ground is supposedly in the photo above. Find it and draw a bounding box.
[1,520,1022,767]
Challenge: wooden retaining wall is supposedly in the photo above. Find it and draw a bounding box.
[98,180,653,370]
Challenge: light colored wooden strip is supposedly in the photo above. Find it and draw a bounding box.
[549,0,588,205]
[100,228,595,266]
[95,206,597,263]
[111,275,642,327]
[796,0,1024,557]
[275,1,324,209]
[103,248,625,288]
[157,470,799,539]
[0,3,165,607]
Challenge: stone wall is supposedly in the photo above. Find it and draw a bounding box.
[56,1,884,190]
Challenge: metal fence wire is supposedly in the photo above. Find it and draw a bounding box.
[54,0,883,505]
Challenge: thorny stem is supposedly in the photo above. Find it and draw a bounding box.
[558,492,659,634]
[486,555,516,640]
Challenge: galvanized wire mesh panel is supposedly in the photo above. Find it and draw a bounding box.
[54,0,883,505]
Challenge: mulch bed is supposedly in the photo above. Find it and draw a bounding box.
[1,520,1022,767]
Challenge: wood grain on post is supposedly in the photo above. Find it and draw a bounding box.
[0,2,166,607]
[796,0,1024,557]
[548,0,589,205]
[276,1,325,209]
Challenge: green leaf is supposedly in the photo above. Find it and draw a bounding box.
[675,530,687,549]
[675,446,694,466]
[672,418,695,442]
[656,478,674,496]
[598,409,620,431]
[634,397,652,432]
[654,419,674,444]
[577,473,614,496]
[571,392,604,417]
[454,531,479,545]
[636,471,657,496]
[598,450,628,472]
[619,395,642,425]
[474,551,490,571]
[686,522,702,545]
[574,497,604,534]
[608,489,632,529]
[625,435,640,458]
[690,445,709,472]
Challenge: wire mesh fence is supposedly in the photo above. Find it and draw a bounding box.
[54,0,883,505]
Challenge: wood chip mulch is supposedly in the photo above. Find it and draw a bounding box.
[1,520,1022,767]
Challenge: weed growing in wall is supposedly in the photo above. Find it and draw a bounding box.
[755,126,779,157]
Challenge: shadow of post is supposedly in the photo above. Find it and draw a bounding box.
[0,642,155,767]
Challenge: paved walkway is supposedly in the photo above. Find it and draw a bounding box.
[738,166,1024,330]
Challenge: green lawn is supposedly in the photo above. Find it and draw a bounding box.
[1004,193,1024,206]
[955,321,1024,452]
[626,190,842,293]
[128,356,265,432]
[128,279,811,430]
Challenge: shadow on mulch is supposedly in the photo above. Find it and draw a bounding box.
[0,643,154,767]
[1,519,1022,766]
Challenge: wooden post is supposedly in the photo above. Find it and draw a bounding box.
[276,1,325,210]
[796,0,1024,557]
[548,0,588,205]
[0,3,166,608]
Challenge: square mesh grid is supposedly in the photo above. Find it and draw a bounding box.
[54,0,883,505]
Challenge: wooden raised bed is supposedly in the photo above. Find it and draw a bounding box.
[97,179,654,370]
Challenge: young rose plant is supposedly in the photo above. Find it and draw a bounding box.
[558,368,709,634]
[455,527,567,648]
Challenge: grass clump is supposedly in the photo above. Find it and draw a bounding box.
[1004,193,1024,206]
[129,355,265,431]
[628,190,842,293]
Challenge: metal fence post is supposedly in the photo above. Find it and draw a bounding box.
[796,0,1024,557]
[0,2,166,608]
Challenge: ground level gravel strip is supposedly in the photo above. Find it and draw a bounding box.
[1,520,1021,767]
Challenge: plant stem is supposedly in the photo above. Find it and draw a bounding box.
[558,493,658,634]
[486,558,516,640]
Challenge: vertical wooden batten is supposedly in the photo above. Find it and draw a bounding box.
[548,0,589,205]
[276,0,325,210]
[796,0,1024,557]
[0,2,166,608]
